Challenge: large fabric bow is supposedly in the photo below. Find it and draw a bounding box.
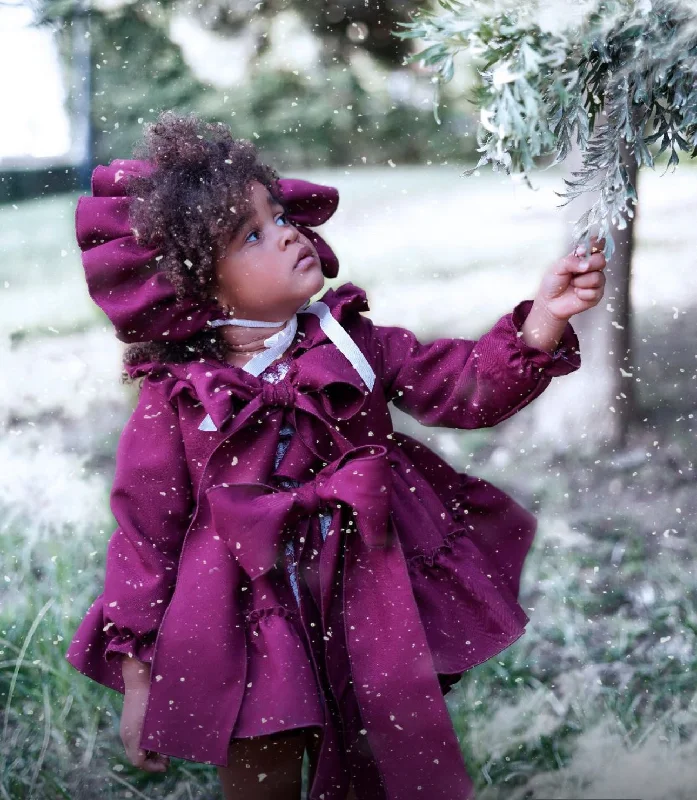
[75,159,340,343]
[205,444,475,800]
[206,443,390,579]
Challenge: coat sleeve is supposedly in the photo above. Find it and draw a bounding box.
[368,299,581,429]
[65,375,194,691]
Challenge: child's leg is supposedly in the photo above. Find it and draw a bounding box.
[305,727,359,800]
[217,727,309,800]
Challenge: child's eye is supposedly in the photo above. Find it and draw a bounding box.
[245,213,289,244]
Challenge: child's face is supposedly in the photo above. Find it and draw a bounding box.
[214,180,325,321]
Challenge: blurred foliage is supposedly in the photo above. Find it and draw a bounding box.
[41,0,424,67]
[35,0,480,170]
[52,10,208,166]
[196,64,475,169]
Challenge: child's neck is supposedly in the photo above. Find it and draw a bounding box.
[219,320,290,367]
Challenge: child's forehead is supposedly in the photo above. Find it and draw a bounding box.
[226,182,283,241]
[237,182,283,224]
[247,180,281,206]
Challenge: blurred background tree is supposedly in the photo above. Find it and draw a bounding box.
[34,0,482,173]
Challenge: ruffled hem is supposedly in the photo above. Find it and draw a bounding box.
[231,605,325,739]
[385,438,537,677]
[244,605,299,626]
[123,359,172,382]
[446,470,537,599]
[408,526,530,676]
[104,627,157,664]
[407,526,469,570]
[65,594,133,694]
[510,299,581,377]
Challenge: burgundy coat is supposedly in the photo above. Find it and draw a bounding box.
[65,281,581,800]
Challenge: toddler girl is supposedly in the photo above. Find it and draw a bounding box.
[66,110,606,800]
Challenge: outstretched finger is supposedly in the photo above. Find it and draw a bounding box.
[574,235,606,256]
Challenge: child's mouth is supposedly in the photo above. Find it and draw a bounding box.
[294,254,317,270]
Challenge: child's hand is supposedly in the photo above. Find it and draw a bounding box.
[120,685,170,773]
[536,235,607,322]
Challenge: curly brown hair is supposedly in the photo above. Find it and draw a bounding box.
[120,110,283,384]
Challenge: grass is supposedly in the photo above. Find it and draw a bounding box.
[1,163,696,798]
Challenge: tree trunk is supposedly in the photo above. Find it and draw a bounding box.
[509,110,639,456]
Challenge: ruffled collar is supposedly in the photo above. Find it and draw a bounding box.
[124,282,371,431]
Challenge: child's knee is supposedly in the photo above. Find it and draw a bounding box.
[218,727,309,799]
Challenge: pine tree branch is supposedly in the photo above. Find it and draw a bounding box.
[393,0,697,257]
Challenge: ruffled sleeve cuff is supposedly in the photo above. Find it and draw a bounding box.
[103,624,157,664]
[509,299,581,378]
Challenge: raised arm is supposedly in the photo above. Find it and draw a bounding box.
[368,298,581,430]
[65,375,194,693]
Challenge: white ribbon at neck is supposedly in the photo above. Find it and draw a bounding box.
[200,300,375,431]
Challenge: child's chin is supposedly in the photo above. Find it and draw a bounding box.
[305,269,325,291]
